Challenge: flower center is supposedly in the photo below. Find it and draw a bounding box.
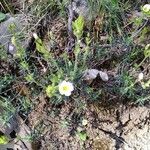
[63,86,69,91]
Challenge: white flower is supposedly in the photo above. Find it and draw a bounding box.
[138,72,144,81]
[82,119,88,126]
[142,4,150,13]
[59,81,74,96]
[33,33,39,39]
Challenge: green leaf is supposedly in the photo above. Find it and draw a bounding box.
[77,131,87,141]
[144,44,150,57]
[72,15,84,39]
[25,74,34,82]
[46,85,57,98]
[0,12,6,22]
[0,135,9,144]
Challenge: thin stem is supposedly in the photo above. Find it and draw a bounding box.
[67,0,74,52]
[137,95,150,103]
[73,40,80,77]
[136,57,148,69]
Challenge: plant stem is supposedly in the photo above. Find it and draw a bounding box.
[73,40,80,77]
[137,95,150,103]
[136,57,148,69]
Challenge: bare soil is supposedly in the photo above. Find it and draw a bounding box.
[28,97,150,150]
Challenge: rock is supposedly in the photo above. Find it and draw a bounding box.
[0,115,32,150]
[0,14,30,59]
[0,105,19,139]
[72,0,90,19]
[0,143,14,150]
[72,0,99,23]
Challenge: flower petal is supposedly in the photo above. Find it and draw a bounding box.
[68,83,74,91]
[64,92,71,96]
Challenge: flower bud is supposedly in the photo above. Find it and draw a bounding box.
[138,72,144,81]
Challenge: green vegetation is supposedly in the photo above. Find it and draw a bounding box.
[0,0,150,147]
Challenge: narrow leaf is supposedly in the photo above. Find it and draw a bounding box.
[0,12,6,22]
